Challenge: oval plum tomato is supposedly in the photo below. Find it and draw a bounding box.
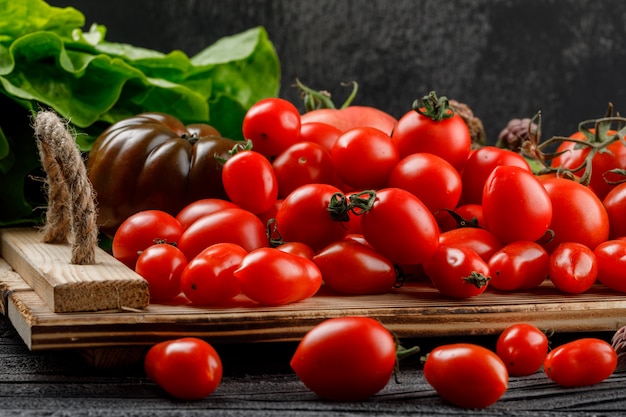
[275,241,316,260]
[496,323,549,376]
[548,242,598,294]
[272,141,335,198]
[488,241,549,291]
[603,182,626,239]
[392,92,472,172]
[359,188,439,265]
[423,343,508,409]
[425,245,491,298]
[234,247,322,306]
[331,127,399,190]
[482,165,552,244]
[461,146,530,205]
[175,198,238,230]
[222,149,278,214]
[594,239,626,293]
[144,337,222,400]
[298,122,342,153]
[436,203,484,232]
[312,240,397,295]
[180,243,247,305]
[135,243,187,302]
[242,97,301,158]
[386,153,462,215]
[438,227,503,262]
[538,176,609,253]
[300,106,397,136]
[544,338,617,387]
[290,317,397,401]
[112,210,184,269]
[177,208,267,260]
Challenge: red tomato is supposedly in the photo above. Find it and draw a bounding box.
[330,127,399,190]
[360,188,440,265]
[594,239,626,293]
[488,241,549,291]
[242,97,301,158]
[234,247,322,306]
[544,338,617,387]
[300,106,397,136]
[438,227,503,262]
[482,165,552,244]
[435,203,484,232]
[548,242,598,294]
[425,245,491,298]
[272,141,335,198]
[312,240,397,295]
[290,317,397,401]
[135,243,187,301]
[603,182,626,239]
[275,241,316,260]
[298,122,342,152]
[112,210,184,269]
[424,343,508,409]
[177,208,267,260]
[461,146,530,205]
[386,153,462,215]
[175,198,238,230]
[144,337,222,400]
[496,323,549,376]
[222,149,278,214]
[538,176,609,253]
[180,243,247,305]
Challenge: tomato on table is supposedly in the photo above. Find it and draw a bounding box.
[496,323,549,376]
[488,241,549,291]
[242,97,301,158]
[438,227,503,262]
[594,239,626,293]
[135,243,187,302]
[602,182,626,240]
[544,338,617,387]
[548,242,598,294]
[425,245,491,298]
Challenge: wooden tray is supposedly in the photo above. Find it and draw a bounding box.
[2,228,626,352]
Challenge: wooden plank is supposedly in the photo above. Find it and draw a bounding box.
[0,228,150,313]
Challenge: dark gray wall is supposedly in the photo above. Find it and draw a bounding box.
[48,0,626,143]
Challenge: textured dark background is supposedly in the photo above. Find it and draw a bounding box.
[48,0,626,143]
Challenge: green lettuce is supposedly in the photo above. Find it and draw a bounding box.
[0,0,280,225]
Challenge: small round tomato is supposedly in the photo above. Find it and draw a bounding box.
[298,122,342,153]
[175,198,238,230]
[424,343,508,409]
[180,243,247,305]
[548,242,598,294]
[272,141,335,198]
[496,323,549,376]
[290,317,397,401]
[234,247,322,306]
[112,210,184,269]
[594,239,626,293]
[242,97,301,158]
[488,241,549,291]
[603,182,626,239]
[144,337,222,400]
[425,245,491,298]
[544,338,617,387]
[438,227,503,262]
[435,203,484,232]
[135,243,187,302]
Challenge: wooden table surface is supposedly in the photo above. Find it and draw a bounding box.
[2,314,626,417]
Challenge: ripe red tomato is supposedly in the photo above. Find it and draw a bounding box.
[386,153,462,215]
[435,203,484,232]
[242,97,301,158]
[423,343,508,409]
[544,338,617,387]
[300,106,397,136]
[298,122,342,152]
[275,241,316,260]
[438,227,503,262]
[548,242,598,294]
[175,198,238,230]
[330,127,399,190]
[425,245,491,298]
[272,141,335,198]
[144,337,222,400]
[482,165,552,244]
[496,323,549,376]
[290,317,397,401]
[488,241,549,291]
[360,188,440,265]
[594,239,626,293]
[312,240,397,295]
[180,243,247,305]
[135,243,187,302]
[234,247,322,305]
[602,182,626,239]
[112,210,184,269]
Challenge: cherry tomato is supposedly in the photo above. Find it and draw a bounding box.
[135,243,187,302]
[548,242,598,294]
[424,343,508,409]
[180,243,247,305]
[298,122,342,153]
[313,240,397,295]
[242,97,301,158]
[438,227,503,262]
[331,126,399,190]
[300,106,397,136]
[112,210,184,269]
[290,317,397,401]
[594,239,626,293]
[482,165,552,244]
[144,337,222,400]
[488,241,549,291]
[425,245,491,298]
[275,241,316,260]
[272,141,335,198]
[234,247,322,306]
[602,181,626,239]
[435,203,484,232]
[496,323,549,376]
[175,198,238,230]
[544,338,617,387]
